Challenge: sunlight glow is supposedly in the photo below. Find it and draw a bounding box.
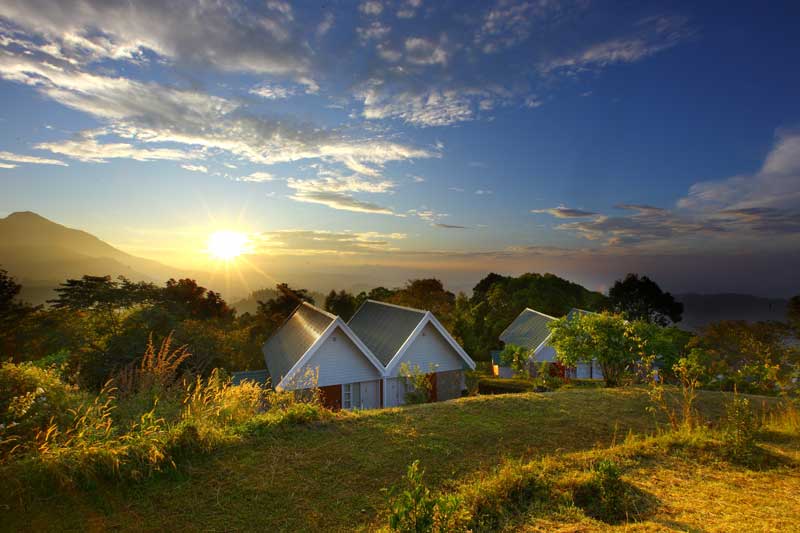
[207,231,249,260]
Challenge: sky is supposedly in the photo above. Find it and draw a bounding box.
[1,0,799,297]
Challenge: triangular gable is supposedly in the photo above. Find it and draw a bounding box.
[277,317,385,390]
[385,312,475,375]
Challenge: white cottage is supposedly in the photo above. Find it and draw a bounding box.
[262,302,385,410]
[348,300,476,407]
[499,307,603,380]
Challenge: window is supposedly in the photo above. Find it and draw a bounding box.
[342,383,352,409]
[342,383,361,409]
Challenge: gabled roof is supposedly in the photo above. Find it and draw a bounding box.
[567,307,596,320]
[262,302,336,386]
[348,300,426,366]
[262,302,385,390]
[499,308,558,351]
[348,300,475,372]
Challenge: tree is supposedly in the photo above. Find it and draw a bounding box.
[0,268,23,315]
[324,290,358,321]
[789,295,800,334]
[548,312,658,387]
[389,279,455,328]
[161,278,234,320]
[498,344,529,376]
[609,273,683,326]
[256,283,314,336]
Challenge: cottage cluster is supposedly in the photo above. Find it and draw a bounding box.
[262,300,476,410]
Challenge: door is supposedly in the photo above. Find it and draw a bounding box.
[359,380,380,409]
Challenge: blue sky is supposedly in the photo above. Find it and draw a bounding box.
[1,0,799,296]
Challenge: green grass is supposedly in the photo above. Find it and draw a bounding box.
[1,388,796,532]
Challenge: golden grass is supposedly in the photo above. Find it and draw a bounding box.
[1,388,797,533]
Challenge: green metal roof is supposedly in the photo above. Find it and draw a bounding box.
[499,308,557,350]
[347,300,426,366]
[262,303,335,385]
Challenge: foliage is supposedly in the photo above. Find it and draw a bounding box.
[609,273,683,326]
[115,333,191,395]
[572,459,650,524]
[255,283,314,335]
[498,344,529,376]
[400,363,434,404]
[161,278,234,320]
[384,460,468,533]
[789,294,800,334]
[324,289,358,321]
[387,279,455,329]
[548,312,656,387]
[647,348,707,430]
[722,393,760,464]
[0,362,86,460]
[453,272,608,361]
[690,320,798,394]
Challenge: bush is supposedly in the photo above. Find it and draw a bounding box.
[400,363,434,405]
[384,460,469,532]
[722,394,760,464]
[573,460,648,524]
[0,361,87,460]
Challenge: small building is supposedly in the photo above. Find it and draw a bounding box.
[348,300,476,407]
[262,302,385,410]
[499,307,603,380]
[490,350,515,378]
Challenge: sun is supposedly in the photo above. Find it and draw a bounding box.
[207,231,249,260]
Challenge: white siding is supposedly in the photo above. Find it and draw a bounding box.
[576,362,592,379]
[388,322,464,377]
[591,359,604,379]
[385,377,408,407]
[295,326,382,388]
[533,344,557,363]
[358,380,381,409]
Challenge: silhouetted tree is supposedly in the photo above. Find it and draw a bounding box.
[389,279,455,327]
[324,290,358,321]
[609,273,683,326]
[0,267,24,318]
[789,295,800,334]
[366,286,395,301]
[161,278,234,320]
[256,283,314,335]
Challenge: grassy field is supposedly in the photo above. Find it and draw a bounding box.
[1,387,797,532]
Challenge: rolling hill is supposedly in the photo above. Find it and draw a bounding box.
[0,211,186,304]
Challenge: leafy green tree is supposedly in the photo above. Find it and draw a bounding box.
[548,312,656,387]
[608,273,683,326]
[256,283,314,336]
[389,279,455,328]
[498,344,529,376]
[324,290,358,321]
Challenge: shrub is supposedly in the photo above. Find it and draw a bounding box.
[722,393,760,464]
[0,361,86,460]
[400,363,434,405]
[384,460,469,532]
[462,459,552,531]
[573,460,648,524]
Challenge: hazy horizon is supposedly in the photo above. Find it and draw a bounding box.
[1,1,799,299]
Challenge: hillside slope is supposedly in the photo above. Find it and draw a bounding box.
[3,388,797,532]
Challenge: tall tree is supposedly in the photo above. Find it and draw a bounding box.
[324,290,358,321]
[256,283,314,335]
[609,273,683,326]
[788,294,800,334]
[162,278,234,320]
[389,279,455,327]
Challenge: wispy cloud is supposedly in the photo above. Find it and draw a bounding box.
[181,164,208,173]
[0,150,67,166]
[532,206,598,218]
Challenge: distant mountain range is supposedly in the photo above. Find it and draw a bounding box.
[0,211,194,304]
[0,211,792,327]
[675,293,789,332]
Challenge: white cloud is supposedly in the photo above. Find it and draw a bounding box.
[238,171,275,182]
[37,131,193,163]
[361,86,473,127]
[359,1,384,16]
[531,206,598,218]
[475,189,493,195]
[541,16,693,74]
[288,190,396,215]
[0,0,313,79]
[250,84,295,100]
[181,164,208,173]
[316,13,335,37]
[357,22,391,42]
[0,162,17,169]
[404,36,448,66]
[0,150,67,166]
